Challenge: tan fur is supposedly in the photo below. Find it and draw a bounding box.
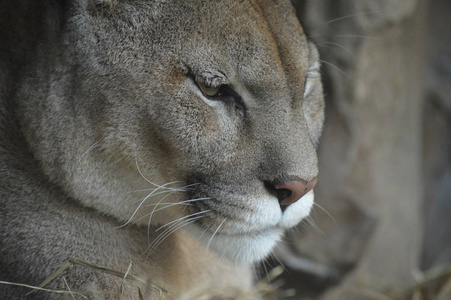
[0,0,324,299]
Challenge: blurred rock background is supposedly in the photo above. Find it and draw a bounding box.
[273,0,451,298]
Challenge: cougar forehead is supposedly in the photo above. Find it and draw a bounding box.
[19,0,324,264]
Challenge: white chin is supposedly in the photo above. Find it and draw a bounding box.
[189,227,283,264]
[183,190,315,264]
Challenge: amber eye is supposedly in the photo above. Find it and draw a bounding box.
[197,81,220,97]
[192,76,244,109]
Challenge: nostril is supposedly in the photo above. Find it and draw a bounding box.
[276,188,292,213]
[276,177,318,206]
[264,180,282,198]
[263,181,277,195]
[264,181,292,212]
[275,188,292,203]
[264,177,317,211]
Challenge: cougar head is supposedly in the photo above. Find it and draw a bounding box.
[18,0,324,263]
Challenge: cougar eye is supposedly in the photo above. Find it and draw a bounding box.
[192,75,244,109]
[197,81,221,97]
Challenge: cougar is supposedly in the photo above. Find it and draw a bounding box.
[0,0,324,298]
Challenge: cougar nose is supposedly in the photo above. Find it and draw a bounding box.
[276,177,318,206]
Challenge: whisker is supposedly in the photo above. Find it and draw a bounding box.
[128,183,205,234]
[309,203,320,220]
[175,182,201,190]
[144,193,183,244]
[86,161,103,177]
[305,216,324,236]
[319,59,350,78]
[297,219,310,232]
[252,265,258,283]
[129,181,189,208]
[148,221,187,254]
[118,185,176,228]
[140,202,190,207]
[144,189,181,224]
[209,253,227,279]
[335,34,379,40]
[155,210,211,232]
[127,183,186,195]
[125,180,198,228]
[127,182,199,194]
[117,195,154,229]
[272,251,287,273]
[148,215,205,254]
[146,197,210,212]
[198,225,210,242]
[205,218,226,258]
[313,202,338,227]
[79,140,101,161]
[262,258,270,282]
[308,33,379,45]
[134,152,183,192]
[133,190,179,203]
[311,10,384,30]
[293,224,303,235]
[317,41,356,57]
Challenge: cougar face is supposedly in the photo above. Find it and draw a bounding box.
[18,0,324,264]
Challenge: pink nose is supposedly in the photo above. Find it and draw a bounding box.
[275,177,318,205]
